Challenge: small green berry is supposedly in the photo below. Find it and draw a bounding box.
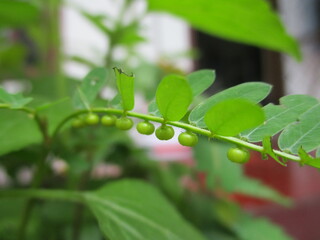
[101,114,117,126]
[136,121,155,135]
[85,113,100,125]
[227,147,250,164]
[116,117,134,130]
[71,118,85,128]
[155,125,174,140]
[178,132,198,147]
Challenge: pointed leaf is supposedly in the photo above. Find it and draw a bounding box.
[241,95,318,142]
[156,75,192,121]
[148,0,301,59]
[187,70,215,97]
[84,180,205,240]
[114,68,135,111]
[204,99,265,136]
[298,148,320,169]
[189,82,271,128]
[73,68,108,109]
[279,103,320,154]
[262,136,286,166]
[0,88,33,108]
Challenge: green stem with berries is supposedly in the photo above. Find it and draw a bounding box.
[52,108,301,163]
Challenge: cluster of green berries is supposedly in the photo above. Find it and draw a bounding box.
[72,113,251,163]
[72,114,198,147]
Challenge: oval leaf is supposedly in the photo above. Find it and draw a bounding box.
[204,99,265,136]
[114,68,135,111]
[279,103,320,154]
[190,82,271,128]
[241,95,318,142]
[85,180,205,240]
[187,69,215,97]
[156,75,192,121]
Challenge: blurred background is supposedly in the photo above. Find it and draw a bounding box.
[1,0,320,240]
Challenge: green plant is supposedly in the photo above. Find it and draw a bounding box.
[0,66,311,240]
[0,0,313,240]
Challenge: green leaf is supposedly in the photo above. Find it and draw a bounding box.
[109,94,122,109]
[114,68,135,111]
[0,110,42,156]
[156,75,192,121]
[187,70,215,97]
[241,95,318,142]
[85,180,205,240]
[147,0,301,59]
[73,68,108,109]
[279,103,320,154]
[194,139,243,191]
[234,178,292,206]
[82,11,111,35]
[148,99,161,117]
[298,148,320,169]
[0,0,39,27]
[262,136,286,166]
[0,88,33,108]
[189,82,271,128]
[116,23,146,46]
[234,216,293,240]
[204,99,265,136]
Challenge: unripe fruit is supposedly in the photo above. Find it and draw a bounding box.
[155,125,174,140]
[101,114,117,126]
[116,117,134,130]
[178,132,198,147]
[136,121,155,135]
[85,113,100,125]
[71,118,85,128]
[227,147,250,164]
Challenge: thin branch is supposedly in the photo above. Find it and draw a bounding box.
[51,108,302,163]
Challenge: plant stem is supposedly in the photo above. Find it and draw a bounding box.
[72,135,95,240]
[51,108,302,163]
[17,113,52,240]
